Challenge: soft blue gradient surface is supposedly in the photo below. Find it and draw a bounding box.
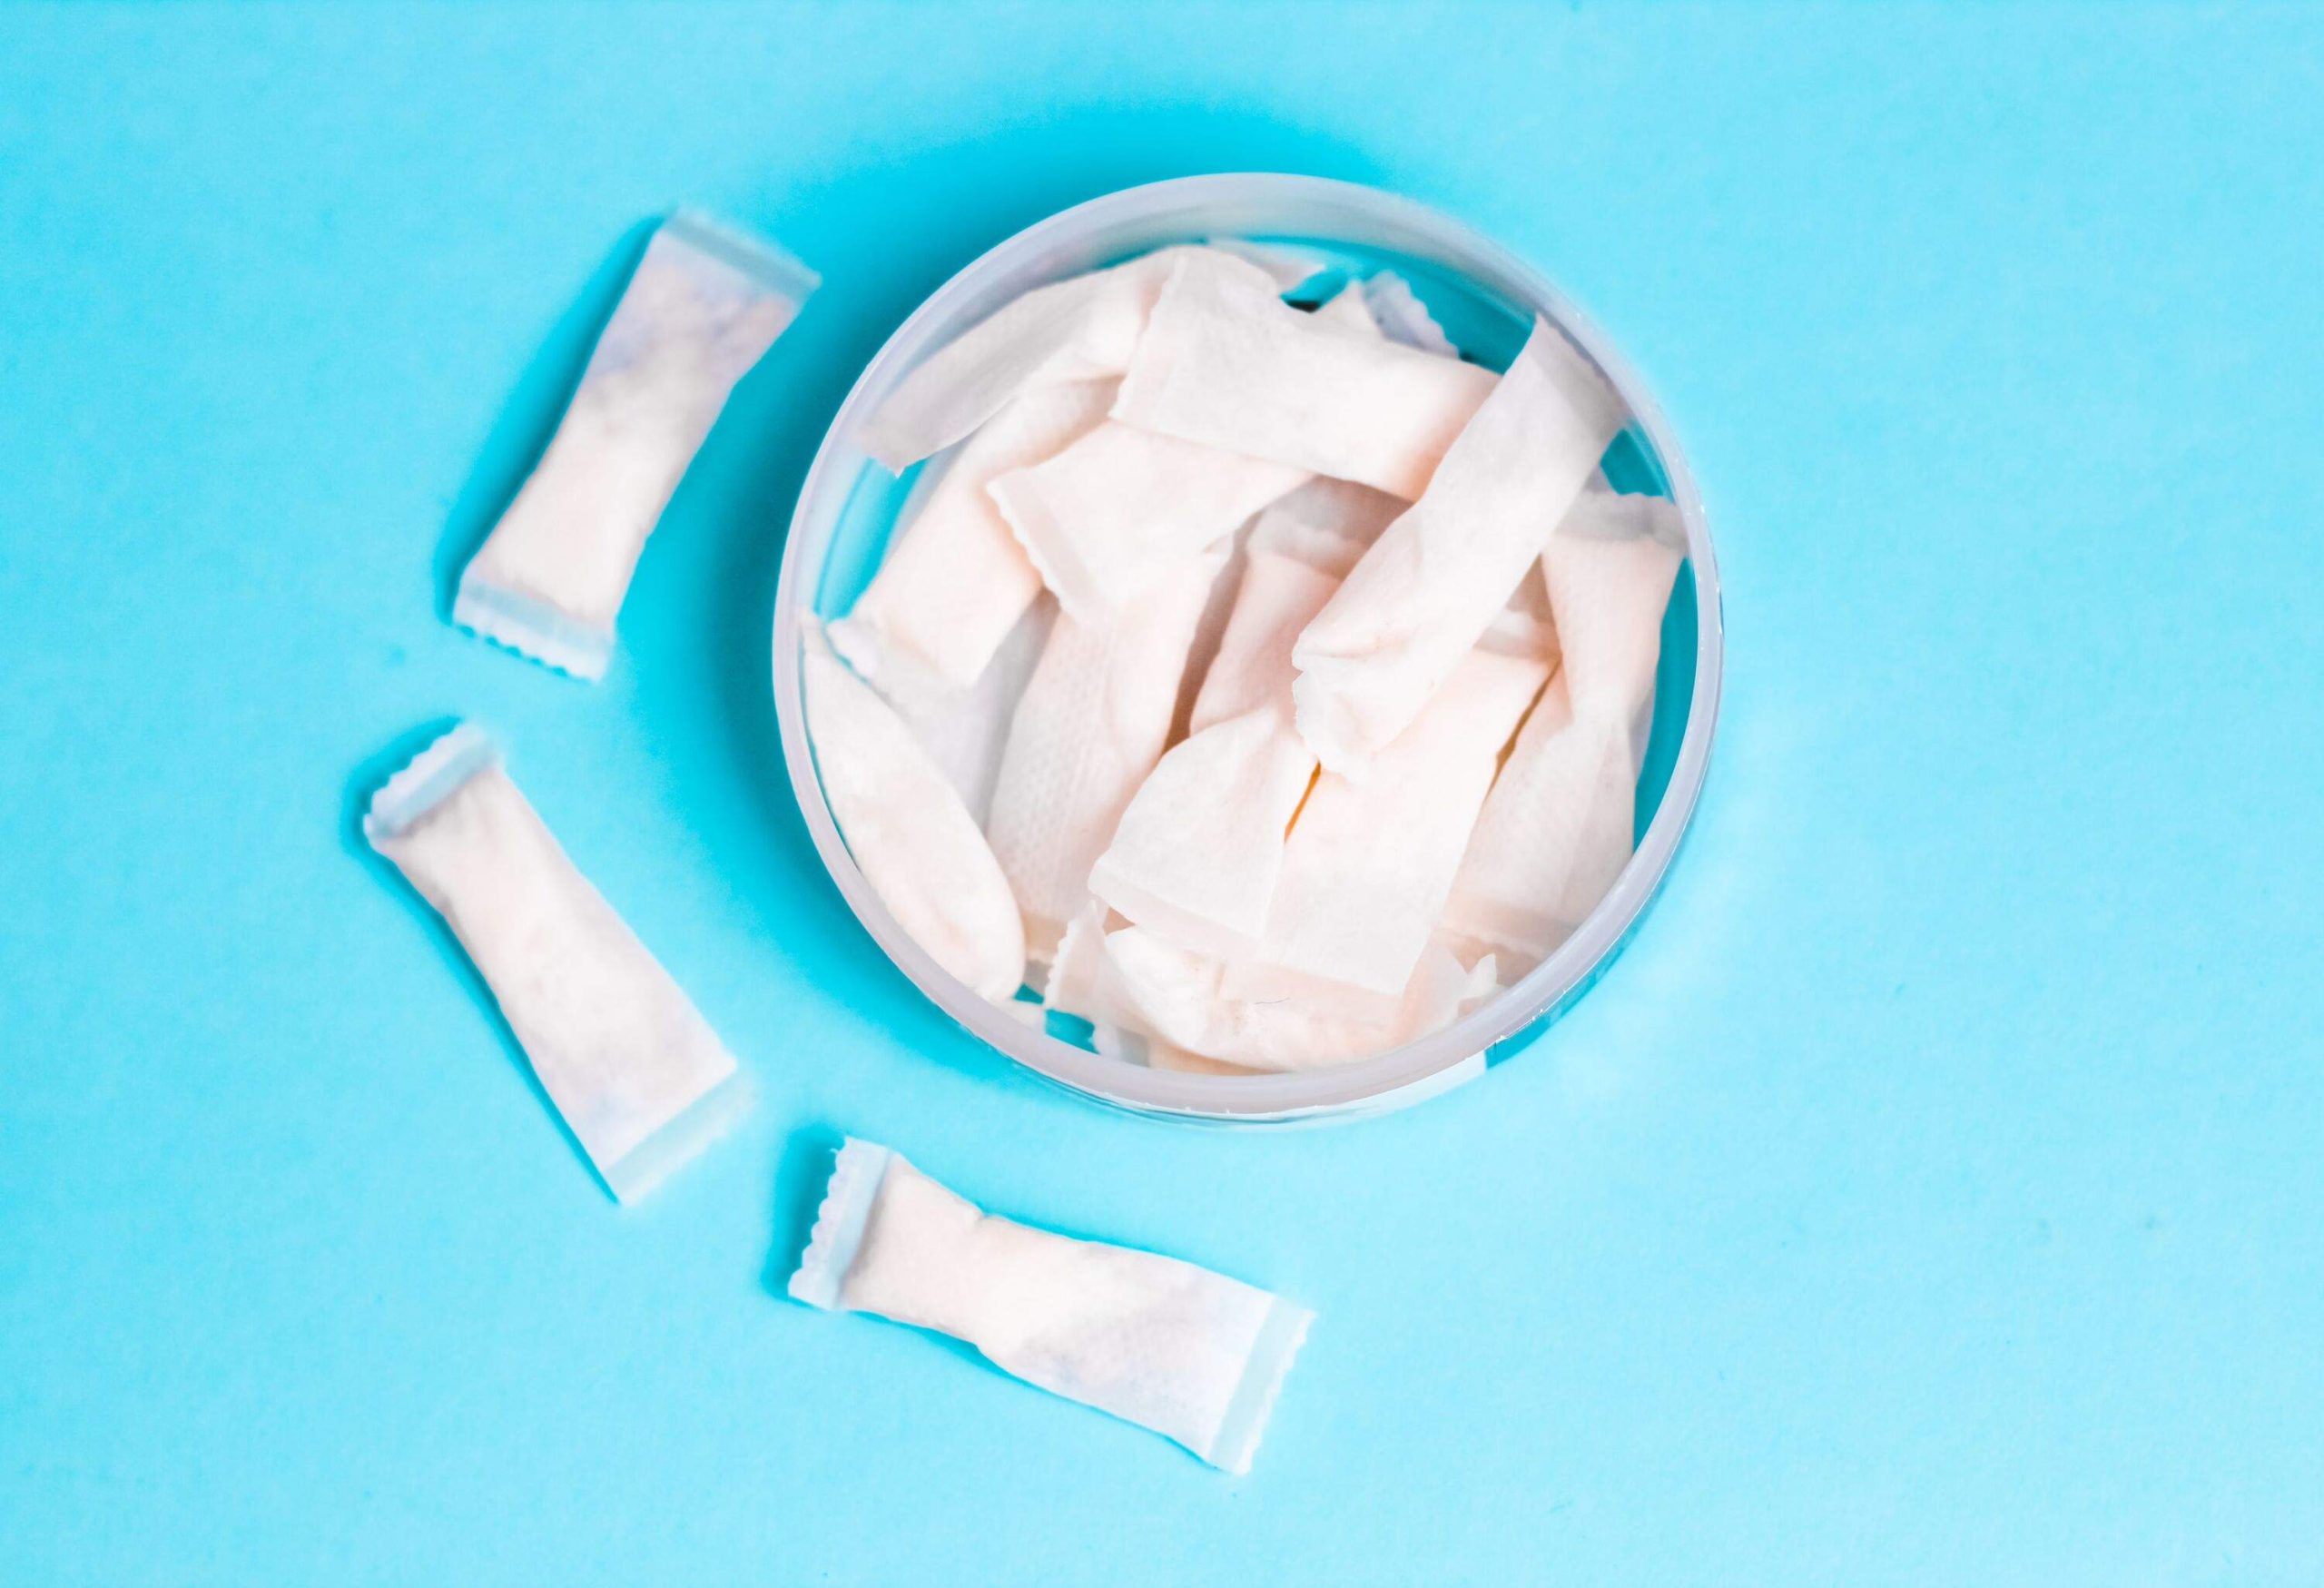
[4,5,2320,1583]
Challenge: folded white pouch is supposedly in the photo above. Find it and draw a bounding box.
[457,212,815,680]
[1244,475,1404,580]
[831,379,1115,695]
[985,548,1227,960]
[1361,271,1458,357]
[1148,292,1374,701]
[1481,560,1560,665]
[1260,646,1548,995]
[1290,317,1623,777]
[984,281,1378,626]
[1443,489,1683,968]
[1084,710,1315,964]
[803,636,1028,1001]
[1086,552,1337,959]
[1187,548,1341,733]
[860,244,1311,473]
[1049,912,1496,1071]
[1440,673,1636,971]
[838,594,1052,828]
[988,422,1308,625]
[365,725,747,1200]
[1110,251,1497,500]
[792,1139,1312,1473]
[1161,467,1385,750]
[1042,904,1123,1015]
[1539,487,1686,726]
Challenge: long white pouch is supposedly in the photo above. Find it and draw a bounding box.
[803,634,1028,1001]
[984,548,1228,960]
[985,280,1381,626]
[1049,910,1497,1072]
[1087,529,1549,967]
[1289,316,1623,778]
[1443,489,1683,969]
[792,1139,1312,1474]
[859,245,1315,473]
[1244,475,1405,579]
[989,422,1308,625]
[456,212,815,680]
[830,379,1115,696]
[1086,550,1337,959]
[1110,250,1498,499]
[365,725,748,1200]
[1260,646,1548,996]
[1186,547,1343,733]
[1539,487,1685,726]
[1143,286,1393,749]
[1439,673,1634,971]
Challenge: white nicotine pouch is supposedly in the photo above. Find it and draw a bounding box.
[983,278,1380,626]
[791,1139,1312,1474]
[1245,475,1405,578]
[1291,317,1624,778]
[1538,487,1686,732]
[1439,672,1635,972]
[1110,250,1499,499]
[1443,488,1684,970]
[830,379,1116,698]
[364,725,748,1201]
[984,548,1228,961]
[1086,549,1338,960]
[1259,646,1548,997]
[456,212,816,680]
[1049,910,1497,1073]
[859,245,1315,473]
[988,421,1309,626]
[803,631,1029,1002]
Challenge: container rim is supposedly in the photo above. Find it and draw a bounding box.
[772,172,1724,1123]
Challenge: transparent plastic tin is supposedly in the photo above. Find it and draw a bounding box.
[773,174,1723,1124]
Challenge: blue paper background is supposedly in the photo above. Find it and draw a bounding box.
[4,5,2320,1583]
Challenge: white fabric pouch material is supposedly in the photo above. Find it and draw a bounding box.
[984,280,1380,626]
[1087,550,1337,959]
[1110,251,1498,500]
[838,597,1056,829]
[365,725,748,1200]
[456,212,815,680]
[859,245,1314,473]
[1481,560,1560,665]
[1290,316,1623,777]
[1185,547,1343,735]
[1539,487,1687,725]
[985,548,1228,959]
[792,1139,1312,1474]
[1049,909,1497,1072]
[989,421,1308,626]
[1259,646,1548,995]
[1440,673,1635,971]
[1245,475,1405,579]
[803,631,1028,1001]
[831,379,1115,696]
[1444,488,1684,968]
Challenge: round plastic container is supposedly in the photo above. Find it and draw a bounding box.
[773,173,1722,1124]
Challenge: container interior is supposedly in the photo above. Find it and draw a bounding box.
[774,180,1719,1122]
